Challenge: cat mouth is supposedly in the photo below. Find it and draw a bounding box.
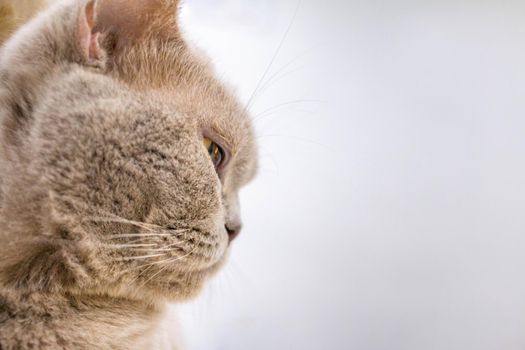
[161,253,227,292]
[161,230,229,272]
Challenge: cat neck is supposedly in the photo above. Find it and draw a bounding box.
[0,287,166,349]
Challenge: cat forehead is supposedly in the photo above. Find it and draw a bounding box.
[114,42,256,155]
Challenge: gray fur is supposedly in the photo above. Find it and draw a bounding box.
[0,0,257,348]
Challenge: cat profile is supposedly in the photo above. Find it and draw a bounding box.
[0,0,257,349]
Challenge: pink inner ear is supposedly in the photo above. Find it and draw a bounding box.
[89,32,100,60]
[78,0,100,61]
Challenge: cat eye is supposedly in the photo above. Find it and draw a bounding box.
[203,136,225,170]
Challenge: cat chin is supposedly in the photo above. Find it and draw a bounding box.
[150,254,228,301]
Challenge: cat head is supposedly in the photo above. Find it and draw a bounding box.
[0,0,257,301]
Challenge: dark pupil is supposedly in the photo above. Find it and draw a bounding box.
[207,143,215,155]
[208,142,222,167]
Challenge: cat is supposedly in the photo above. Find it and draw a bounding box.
[0,0,257,349]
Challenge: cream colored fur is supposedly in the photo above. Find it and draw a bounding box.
[0,0,53,43]
[0,0,257,348]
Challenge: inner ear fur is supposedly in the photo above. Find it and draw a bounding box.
[77,0,103,63]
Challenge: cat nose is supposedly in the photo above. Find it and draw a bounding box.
[225,222,242,243]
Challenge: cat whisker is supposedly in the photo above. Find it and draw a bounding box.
[123,246,195,287]
[252,99,322,123]
[102,232,190,247]
[143,248,196,269]
[124,246,194,272]
[244,0,301,112]
[139,264,171,290]
[256,133,333,149]
[54,204,162,234]
[132,248,175,252]
[128,264,156,285]
[257,59,302,95]
[247,48,323,113]
[105,242,189,254]
[159,241,189,249]
[137,248,197,289]
[120,249,186,274]
[105,233,173,239]
[107,235,167,243]
[86,216,164,232]
[115,253,166,262]
[251,68,302,108]
[103,243,157,248]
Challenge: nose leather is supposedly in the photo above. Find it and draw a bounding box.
[225,223,242,243]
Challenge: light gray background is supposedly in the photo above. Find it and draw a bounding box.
[176,1,525,349]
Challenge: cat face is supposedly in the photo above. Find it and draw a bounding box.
[0,0,257,301]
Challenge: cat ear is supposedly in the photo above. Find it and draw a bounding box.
[76,0,103,63]
[75,0,180,63]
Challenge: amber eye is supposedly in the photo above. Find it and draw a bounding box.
[203,136,225,170]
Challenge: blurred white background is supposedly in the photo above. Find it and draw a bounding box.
[176,1,525,349]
